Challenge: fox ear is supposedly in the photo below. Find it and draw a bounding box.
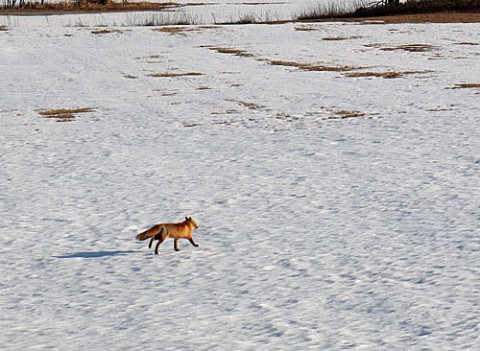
[185,217,189,221]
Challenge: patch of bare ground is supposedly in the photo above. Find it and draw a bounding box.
[0,1,196,15]
[381,44,438,52]
[39,107,94,122]
[451,83,480,89]
[294,25,318,31]
[232,100,264,110]
[345,70,429,79]
[207,47,254,57]
[455,42,479,45]
[322,36,363,41]
[325,110,366,120]
[153,26,218,35]
[135,54,163,64]
[90,28,123,34]
[0,25,8,31]
[269,60,363,72]
[363,43,439,52]
[147,72,203,78]
[295,12,480,24]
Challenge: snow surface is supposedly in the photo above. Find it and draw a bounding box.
[1,8,480,351]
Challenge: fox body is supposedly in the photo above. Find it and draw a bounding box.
[136,217,199,254]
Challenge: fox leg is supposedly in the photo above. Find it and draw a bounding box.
[174,239,180,252]
[188,238,199,247]
[148,237,155,249]
[154,235,167,254]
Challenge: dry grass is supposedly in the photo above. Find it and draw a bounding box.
[322,36,362,41]
[296,0,480,22]
[308,12,480,24]
[294,26,318,31]
[152,26,194,35]
[237,101,264,110]
[363,43,439,52]
[0,25,8,31]
[1,1,185,15]
[452,83,480,88]
[345,71,428,79]
[90,28,123,34]
[153,26,218,35]
[208,47,254,57]
[269,60,363,72]
[326,110,366,120]
[147,72,203,78]
[39,107,94,122]
[380,44,438,52]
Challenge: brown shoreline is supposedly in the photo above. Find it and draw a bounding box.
[312,11,480,24]
[1,4,479,24]
[0,2,202,16]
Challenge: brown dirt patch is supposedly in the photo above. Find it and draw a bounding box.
[208,47,254,57]
[322,36,362,41]
[147,72,203,78]
[345,70,429,79]
[451,83,480,89]
[1,1,193,15]
[297,12,480,24]
[269,60,363,72]
[153,26,218,35]
[91,28,123,34]
[39,107,94,122]
[380,44,438,52]
[327,110,366,119]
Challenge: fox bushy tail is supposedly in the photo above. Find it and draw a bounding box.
[135,225,163,241]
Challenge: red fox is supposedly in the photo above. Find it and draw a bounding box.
[136,217,199,254]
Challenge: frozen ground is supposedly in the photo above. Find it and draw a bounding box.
[1,10,479,351]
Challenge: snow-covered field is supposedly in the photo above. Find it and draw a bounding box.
[1,5,479,350]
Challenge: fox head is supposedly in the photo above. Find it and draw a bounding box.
[185,216,199,229]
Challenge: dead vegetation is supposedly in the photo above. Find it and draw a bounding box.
[296,0,480,22]
[326,110,366,120]
[451,83,480,89]
[90,28,123,34]
[380,44,439,52]
[345,70,429,79]
[152,26,218,35]
[363,43,439,52]
[455,41,479,45]
[152,26,195,35]
[269,60,364,72]
[1,1,185,14]
[147,72,203,78]
[39,108,94,122]
[207,47,254,57]
[0,25,8,31]
[322,36,363,41]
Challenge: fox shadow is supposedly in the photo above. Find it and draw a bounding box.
[54,250,139,259]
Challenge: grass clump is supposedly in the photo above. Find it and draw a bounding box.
[296,0,480,21]
[1,1,182,13]
[269,60,363,72]
[39,107,94,122]
[147,72,203,78]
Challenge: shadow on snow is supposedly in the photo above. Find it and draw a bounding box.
[54,250,139,259]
